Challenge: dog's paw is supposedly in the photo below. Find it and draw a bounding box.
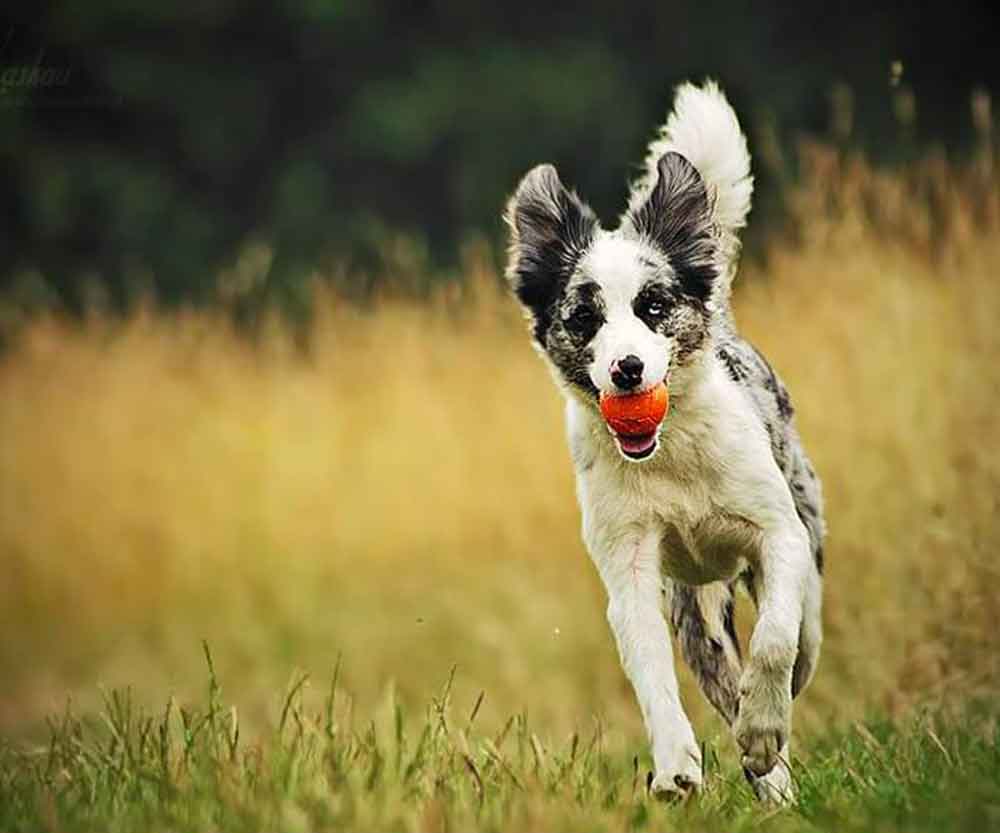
[648,742,702,802]
[736,722,784,777]
[734,675,791,778]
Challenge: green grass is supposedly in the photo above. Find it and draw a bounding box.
[2,646,997,833]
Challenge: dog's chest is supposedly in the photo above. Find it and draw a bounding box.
[659,511,759,584]
[575,413,763,585]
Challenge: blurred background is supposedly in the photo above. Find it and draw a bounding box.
[2,2,999,314]
[0,1,998,757]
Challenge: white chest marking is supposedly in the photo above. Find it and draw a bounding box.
[569,361,791,586]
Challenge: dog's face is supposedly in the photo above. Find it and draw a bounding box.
[505,152,720,459]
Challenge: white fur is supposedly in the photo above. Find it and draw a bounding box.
[569,358,812,800]
[629,80,754,284]
[600,524,703,790]
[509,80,820,804]
[576,237,670,394]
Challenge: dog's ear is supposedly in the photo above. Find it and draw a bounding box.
[504,164,598,342]
[627,152,717,303]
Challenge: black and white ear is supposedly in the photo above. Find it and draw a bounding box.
[627,152,718,303]
[504,164,598,342]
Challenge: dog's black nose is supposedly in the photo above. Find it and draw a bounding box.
[611,354,644,391]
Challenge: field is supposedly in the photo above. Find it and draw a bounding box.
[1,149,999,830]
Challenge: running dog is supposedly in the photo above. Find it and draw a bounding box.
[502,81,824,802]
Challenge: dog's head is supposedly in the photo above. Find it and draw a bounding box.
[504,152,722,459]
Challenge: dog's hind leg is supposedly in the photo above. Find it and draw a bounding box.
[669,582,743,726]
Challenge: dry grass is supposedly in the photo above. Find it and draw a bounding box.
[0,147,998,776]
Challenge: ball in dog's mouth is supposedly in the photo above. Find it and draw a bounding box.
[599,383,669,461]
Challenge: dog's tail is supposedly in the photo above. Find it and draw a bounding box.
[630,81,753,279]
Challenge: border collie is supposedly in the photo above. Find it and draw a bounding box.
[503,81,824,803]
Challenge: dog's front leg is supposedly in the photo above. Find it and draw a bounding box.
[597,532,702,798]
[734,520,810,784]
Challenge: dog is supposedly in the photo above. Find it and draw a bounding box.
[502,81,824,803]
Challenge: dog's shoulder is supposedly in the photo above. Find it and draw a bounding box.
[713,333,796,469]
[714,331,826,561]
[715,335,792,419]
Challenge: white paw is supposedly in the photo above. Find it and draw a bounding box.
[649,741,702,802]
[734,674,791,777]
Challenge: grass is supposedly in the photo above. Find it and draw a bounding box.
[0,143,999,830]
[2,648,999,833]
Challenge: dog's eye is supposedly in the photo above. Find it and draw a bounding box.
[565,305,597,331]
[638,299,665,319]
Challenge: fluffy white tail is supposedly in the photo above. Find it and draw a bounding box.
[631,81,753,269]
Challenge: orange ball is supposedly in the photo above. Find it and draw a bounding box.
[599,383,669,436]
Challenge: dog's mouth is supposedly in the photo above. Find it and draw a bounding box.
[612,429,659,460]
[599,379,669,462]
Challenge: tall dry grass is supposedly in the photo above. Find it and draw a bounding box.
[1,143,998,754]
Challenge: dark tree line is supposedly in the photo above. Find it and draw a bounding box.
[1,1,996,311]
